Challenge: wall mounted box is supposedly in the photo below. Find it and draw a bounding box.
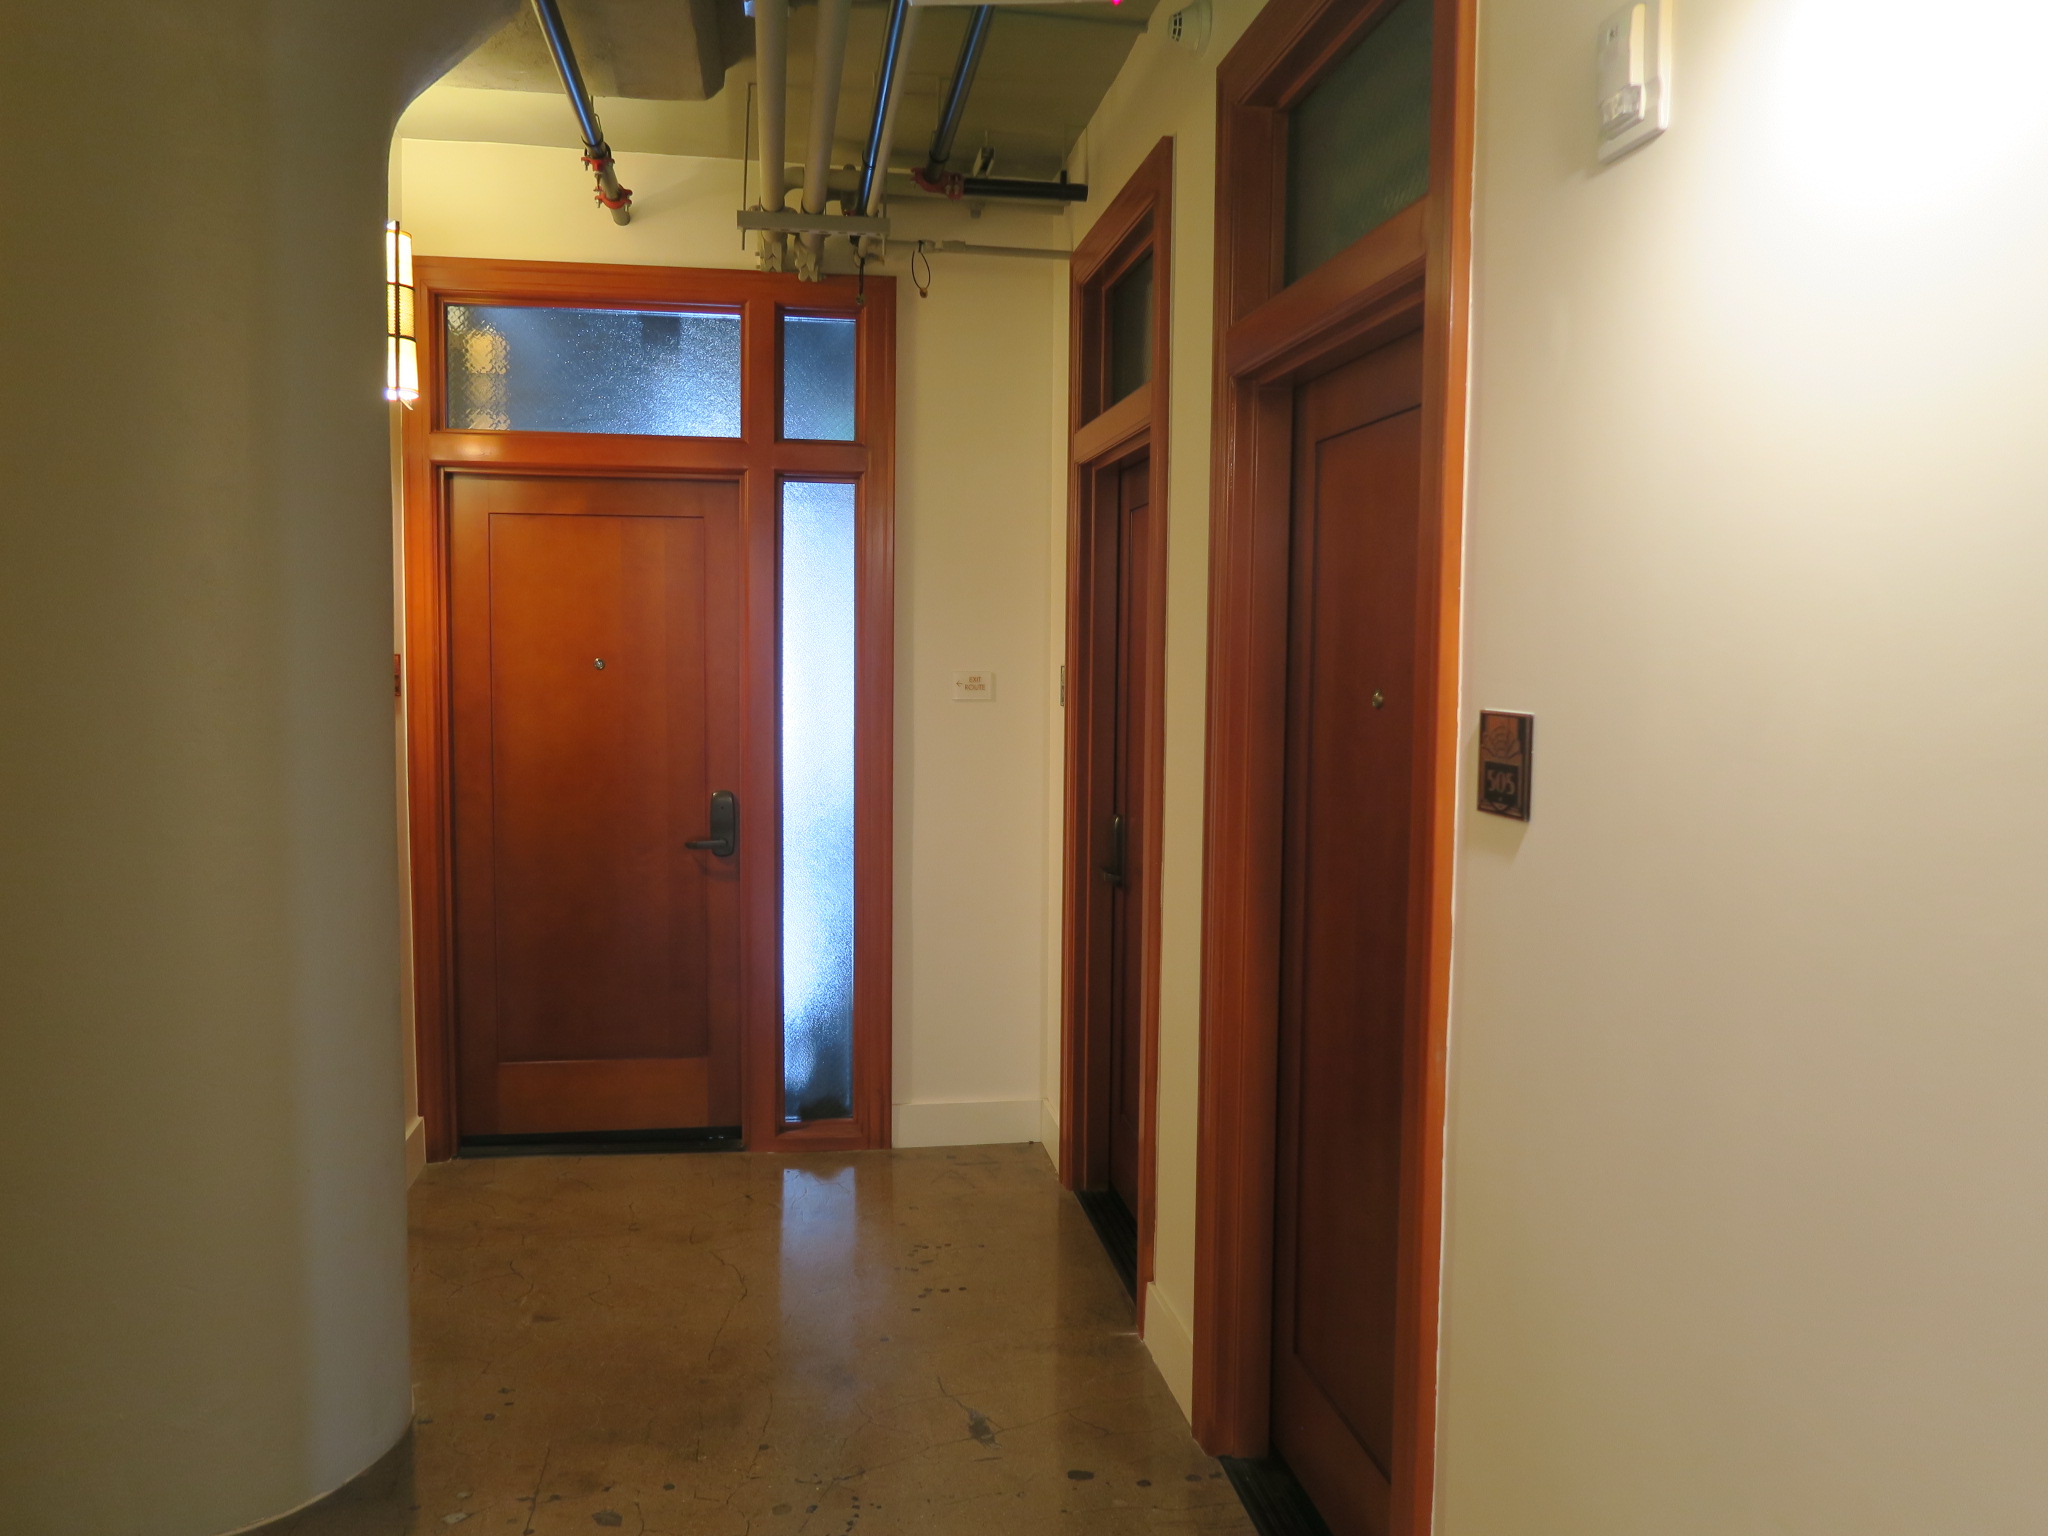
[1596,0,1672,162]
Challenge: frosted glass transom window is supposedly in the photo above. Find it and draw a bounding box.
[1107,253,1154,405]
[781,480,858,1122]
[782,314,858,441]
[1284,0,1434,284]
[445,303,742,437]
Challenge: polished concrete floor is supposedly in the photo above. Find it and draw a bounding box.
[262,1144,1252,1535]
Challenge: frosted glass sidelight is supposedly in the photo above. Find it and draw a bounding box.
[1284,0,1433,285]
[1107,253,1154,405]
[782,314,858,441]
[445,304,742,436]
[781,480,858,1122]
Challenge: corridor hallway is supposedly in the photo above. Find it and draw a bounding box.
[266,1146,1251,1536]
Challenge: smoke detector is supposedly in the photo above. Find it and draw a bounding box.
[1168,0,1211,53]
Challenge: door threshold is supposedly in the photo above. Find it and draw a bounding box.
[1074,1187,1138,1298]
[458,1126,744,1158]
[1218,1455,1334,1536]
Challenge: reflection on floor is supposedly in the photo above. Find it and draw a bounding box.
[261,1144,1252,1535]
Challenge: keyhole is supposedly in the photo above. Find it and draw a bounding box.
[1372,690,1386,709]
[594,658,606,670]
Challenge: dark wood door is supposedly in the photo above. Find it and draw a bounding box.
[1270,329,1425,1536]
[448,473,746,1136]
[1106,455,1153,1213]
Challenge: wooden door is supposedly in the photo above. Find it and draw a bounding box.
[448,473,746,1137]
[1269,329,1425,1536]
[1106,454,1153,1213]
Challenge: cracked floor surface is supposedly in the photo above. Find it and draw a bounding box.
[257,1144,1255,1535]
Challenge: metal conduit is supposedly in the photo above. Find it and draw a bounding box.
[857,0,919,218]
[957,174,1087,201]
[908,9,1088,206]
[530,0,633,225]
[926,7,994,173]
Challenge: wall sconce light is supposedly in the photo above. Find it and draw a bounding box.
[385,220,418,405]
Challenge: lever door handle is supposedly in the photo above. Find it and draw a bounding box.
[1099,812,1127,886]
[686,789,739,858]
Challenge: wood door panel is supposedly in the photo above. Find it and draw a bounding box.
[449,473,744,1135]
[488,509,712,1063]
[1271,331,1424,1536]
[497,1058,712,1134]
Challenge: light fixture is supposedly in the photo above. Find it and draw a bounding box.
[385,220,418,405]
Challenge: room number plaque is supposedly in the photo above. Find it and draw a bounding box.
[1477,710,1534,820]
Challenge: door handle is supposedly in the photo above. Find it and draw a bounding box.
[1099,812,1126,887]
[686,789,739,858]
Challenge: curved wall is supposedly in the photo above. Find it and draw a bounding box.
[0,4,509,1533]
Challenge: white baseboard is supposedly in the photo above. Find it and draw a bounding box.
[1143,1281,1196,1423]
[892,1098,1042,1148]
[404,1115,426,1186]
[1038,1097,1061,1173]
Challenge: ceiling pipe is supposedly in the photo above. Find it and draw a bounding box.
[797,0,853,279]
[857,0,920,220]
[752,0,790,269]
[530,0,632,224]
[908,11,1087,208]
[907,166,1090,202]
[925,7,993,175]
[958,173,1087,201]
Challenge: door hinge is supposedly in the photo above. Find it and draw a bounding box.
[1059,663,1067,707]
[394,652,403,699]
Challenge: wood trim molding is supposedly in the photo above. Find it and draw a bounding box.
[1073,384,1152,466]
[400,256,896,1158]
[1060,138,1174,1322]
[1190,7,1474,1536]
[1223,203,1427,384]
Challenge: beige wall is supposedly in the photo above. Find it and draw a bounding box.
[1440,0,2048,1529]
[1059,0,1273,1416]
[0,4,513,1535]
[1068,0,2048,1513]
[396,138,1069,1148]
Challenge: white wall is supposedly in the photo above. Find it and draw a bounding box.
[397,138,1067,1150]
[1439,0,2048,1530]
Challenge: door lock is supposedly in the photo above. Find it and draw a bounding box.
[686,789,739,858]
[1099,812,1127,886]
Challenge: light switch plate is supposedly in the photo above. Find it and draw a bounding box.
[953,669,995,701]
[1596,0,1671,163]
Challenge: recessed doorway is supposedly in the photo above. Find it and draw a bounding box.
[1061,142,1173,1305]
[1194,0,1474,1533]
[400,259,898,1158]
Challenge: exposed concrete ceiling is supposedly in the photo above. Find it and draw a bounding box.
[443,0,749,102]
[405,0,1158,182]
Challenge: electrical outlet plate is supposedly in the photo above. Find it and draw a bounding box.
[1596,0,1672,163]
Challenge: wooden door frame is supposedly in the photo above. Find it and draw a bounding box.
[1060,139,1173,1314]
[400,256,897,1160]
[1191,2,1473,1532]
